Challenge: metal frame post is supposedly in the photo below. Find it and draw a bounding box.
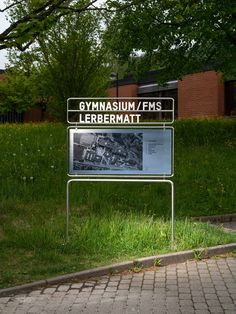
[116,73,119,98]
[66,178,174,245]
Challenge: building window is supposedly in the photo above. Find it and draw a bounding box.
[225,81,236,116]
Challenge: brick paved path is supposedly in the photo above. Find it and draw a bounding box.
[0,257,236,314]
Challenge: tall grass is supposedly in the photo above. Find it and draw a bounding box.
[0,119,236,288]
[1,120,235,216]
[175,118,236,145]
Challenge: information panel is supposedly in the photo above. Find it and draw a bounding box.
[69,128,173,176]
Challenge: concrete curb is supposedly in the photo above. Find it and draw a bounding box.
[192,213,236,223]
[1,243,236,297]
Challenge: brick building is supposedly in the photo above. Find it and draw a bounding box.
[108,70,236,118]
[0,69,235,122]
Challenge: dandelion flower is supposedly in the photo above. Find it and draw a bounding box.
[30,176,34,180]
[12,153,16,156]
[51,165,54,169]
[22,176,26,180]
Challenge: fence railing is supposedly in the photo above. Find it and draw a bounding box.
[0,111,24,124]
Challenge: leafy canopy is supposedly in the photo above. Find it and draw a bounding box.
[106,0,236,81]
[0,68,40,113]
[34,11,111,120]
[0,0,104,51]
[3,10,111,120]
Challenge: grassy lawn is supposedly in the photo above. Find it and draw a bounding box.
[0,119,236,288]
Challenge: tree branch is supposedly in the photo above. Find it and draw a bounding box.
[0,0,25,13]
[0,0,105,50]
[0,0,63,39]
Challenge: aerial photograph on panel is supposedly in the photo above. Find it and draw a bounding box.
[73,132,143,171]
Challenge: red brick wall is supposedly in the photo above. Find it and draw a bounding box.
[24,108,43,122]
[108,83,138,97]
[178,71,225,118]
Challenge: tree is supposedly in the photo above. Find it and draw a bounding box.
[0,0,104,51]
[37,12,111,120]
[105,0,236,82]
[0,68,40,114]
[6,11,111,121]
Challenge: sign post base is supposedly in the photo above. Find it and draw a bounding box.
[66,178,174,245]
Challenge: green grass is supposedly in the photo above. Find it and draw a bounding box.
[0,119,236,288]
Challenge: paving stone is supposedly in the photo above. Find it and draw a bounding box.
[180,308,195,314]
[203,287,216,294]
[194,302,209,310]
[221,303,236,310]
[43,287,57,294]
[218,296,233,303]
[178,288,191,293]
[166,291,178,297]
[216,290,231,296]
[0,297,10,304]
[70,283,83,289]
[179,293,191,300]
[57,285,70,292]
[142,285,153,290]
[208,308,224,314]
[204,293,218,300]
[1,256,236,313]
[207,299,221,307]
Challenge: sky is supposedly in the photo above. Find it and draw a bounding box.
[0,2,9,69]
[0,0,105,69]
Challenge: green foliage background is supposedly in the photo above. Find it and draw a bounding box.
[105,0,236,82]
[0,11,111,120]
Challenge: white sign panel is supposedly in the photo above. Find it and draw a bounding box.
[68,128,173,177]
[67,97,174,125]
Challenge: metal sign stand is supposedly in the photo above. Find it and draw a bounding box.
[66,178,174,244]
[66,97,175,246]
